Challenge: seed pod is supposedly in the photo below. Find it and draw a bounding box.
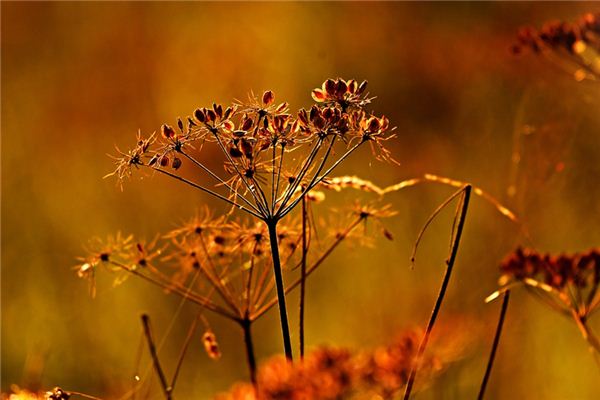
[311,88,327,102]
[383,228,394,241]
[177,118,184,132]
[194,108,206,123]
[367,117,381,132]
[262,90,275,106]
[206,109,217,122]
[241,115,253,131]
[221,120,235,132]
[160,156,170,167]
[324,79,337,96]
[187,117,197,126]
[161,124,175,139]
[275,102,288,113]
[241,138,254,158]
[233,130,246,138]
[172,157,182,170]
[347,79,358,94]
[335,79,347,97]
[149,154,159,166]
[213,103,223,119]
[202,330,221,360]
[223,106,233,120]
[357,80,368,95]
[229,146,243,158]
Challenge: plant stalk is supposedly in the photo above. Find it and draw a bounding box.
[267,220,294,361]
[403,185,471,400]
[478,290,510,400]
[241,317,258,386]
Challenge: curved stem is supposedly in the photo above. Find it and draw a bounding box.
[478,291,511,400]
[403,185,471,400]
[267,220,294,361]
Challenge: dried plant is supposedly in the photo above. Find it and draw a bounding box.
[76,194,394,393]
[104,78,396,361]
[215,321,475,400]
[487,247,600,353]
[513,12,600,81]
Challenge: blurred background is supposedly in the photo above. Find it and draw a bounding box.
[2,2,600,399]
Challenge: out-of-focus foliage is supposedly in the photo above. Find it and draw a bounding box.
[2,2,600,399]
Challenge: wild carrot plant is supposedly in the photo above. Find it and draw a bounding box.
[102,78,395,362]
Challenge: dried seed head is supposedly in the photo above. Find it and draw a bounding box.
[262,90,275,106]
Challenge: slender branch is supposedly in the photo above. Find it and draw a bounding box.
[170,314,200,393]
[478,291,510,400]
[109,260,239,321]
[403,185,471,400]
[179,150,261,214]
[277,137,334,218]
[276,138,324,213]
[211,132,269,216]
[140,314,171,400]
[279,139,365,219]
[267,220,294,360]
[299,194,308,359]
[152,167,263,219]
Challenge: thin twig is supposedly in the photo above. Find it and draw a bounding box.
[299,194,308,359]
[140,314,171,400]
[478,291,510,400]
[403,185,471,400]
[170,314,200,393]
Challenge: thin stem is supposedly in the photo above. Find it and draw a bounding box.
[277,137,334,218]
[241,317,258,386]
[170,314,200,393]
[279,139,365,219]
[299,194,308,359]
[478,291,511,400]
[267,220,294,361]
[109,260,239,321]
[255,215,364,319]
[179,150,261,214]
[140,314,171,400]
[276,138,324,213]
[403,185,471,400]
[212,132,269,216]
[152,167,263,219]
[572,310,600,355]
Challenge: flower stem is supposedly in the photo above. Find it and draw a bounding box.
[267,220,294,361]
[478,290,510,400]
[403,185,471,400]
[241,317,258,386]
[299,194,308,359]
[140,314,171,400]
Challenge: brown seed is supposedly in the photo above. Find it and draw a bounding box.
[324,79,337,96]
[160,156,170,167]
[172,157,182,170]
[161,124,175,139]
[357,80,368,94]
[229,146,243,158]
[263,90,275,106]
[194,108,206,123]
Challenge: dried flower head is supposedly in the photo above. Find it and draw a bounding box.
[106,79,395,221]
[513,12,600,81]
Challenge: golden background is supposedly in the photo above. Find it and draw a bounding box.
[2,2,600,399]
